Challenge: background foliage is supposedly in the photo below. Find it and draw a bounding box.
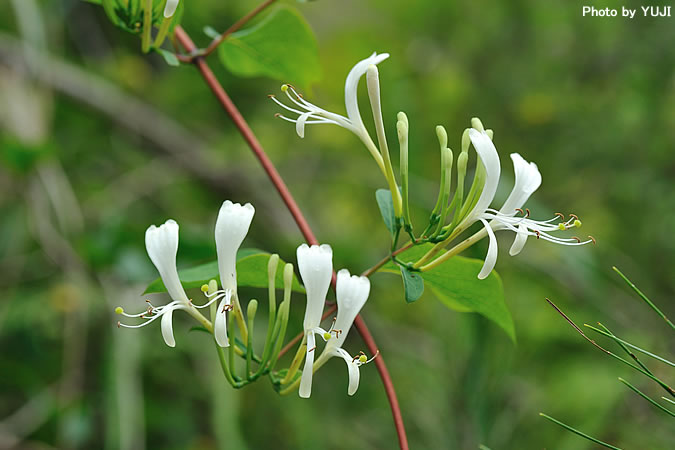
[1,0,673,448]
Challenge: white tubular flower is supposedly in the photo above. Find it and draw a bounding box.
[163,0,180,18]
[296,243,333,398]
[215,201,255,292]
[317,269,373,396]
[452,129,593,279]
[270,53,390,173]
[117,220,220,347]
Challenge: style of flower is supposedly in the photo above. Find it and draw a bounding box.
[116,219,219,347]
[163,0,180,18]
[314,269,375,396]
[296,243,333,398]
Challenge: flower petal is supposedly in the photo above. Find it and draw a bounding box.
[295,112,311,138]
[163,0,180,18]
[509,223,529,256]
[344,52,389,131]
[478,219,499,280]
[215,201,255,291]
[499,153,542,216]
[299,331,316,398]
[459,130,501,228]
[161,305,177,347]
[332,269,370,348]
[145,219,189,302]
[297,244,333,330]
[214,296,230,347]
[336,348,361,396]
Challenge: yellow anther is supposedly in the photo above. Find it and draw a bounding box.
[200,284,209,293]
[558,223,566,231]
[115,307,124,315]
[281,84,289,92]
[574,219,582,228]
[323,332,332,341]
[359,354,368,363]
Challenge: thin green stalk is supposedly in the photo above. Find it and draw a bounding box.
[228,312,238,381]
[153,17,172,48]
[585,323,675,368]
[246,300,258,379]
[281,335,306,385]
[613,266,675,330]
[539,413,622,450]
[141,0,153,53]
[216,344,237,387]
[267,299,290,372]
[618,378,675,417]
[663,397,675,406]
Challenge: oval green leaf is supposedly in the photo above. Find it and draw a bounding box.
[218,5,321,88]
[381,244,515,341]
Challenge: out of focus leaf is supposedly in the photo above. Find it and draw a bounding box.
[380,244,514,341]
[155,48,179,66]
[143,249,305,294]
[218,6,320,87]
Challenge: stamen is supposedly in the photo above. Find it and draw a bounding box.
[588,235,596,244]
[569,213,579,220]
[555,212,565,220]
[308,346,316,352]
[557,223,566,231]
[571,236,581,243]
[525,208,531,218]
[115,307,124,314]
[535,230,541,239]
[574,219,582,228]
[515,208,524,216]
[200,284,209,293]
[323,332,332,340]
[352,351,366,363]
[117,321,121,328]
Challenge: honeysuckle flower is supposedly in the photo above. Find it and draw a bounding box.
[314,269,374,396]
[296,243,333,398]
[423,122,594,278]
[205,200,256,347]
[117,220,220,347]
[163,0,180,18]
[270,52,390,176]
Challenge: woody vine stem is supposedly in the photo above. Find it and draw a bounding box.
[173,19,409,450]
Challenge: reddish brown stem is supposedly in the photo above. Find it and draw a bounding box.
[174,26,409,450]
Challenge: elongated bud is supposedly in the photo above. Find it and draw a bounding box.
[486,129,494,140]
[284,263,293,291]
[471,117,485,132]
[268,254,280,285]
[436,125,448,150]
[247,299,258,320]
[457,151,468,176]
[443,147,454,173]
[461,128,471,154]
[397,112,411,229]
[208,279,218,295]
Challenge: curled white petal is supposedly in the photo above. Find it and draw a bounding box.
[509,223,529,256]
[163,0,179,18]
[344,52,389,130]
[145,219,188,302]
[161,305,177,347]
[335,348,361,396]
[215,200,255,291]
[331,269,371,348]
[478,219,498,280]
[297,244,333,330]
[299,331,316,398]
[214,293,231,347]
[459,129,501,229]
[498,153,542,217]
[295,112,311,138]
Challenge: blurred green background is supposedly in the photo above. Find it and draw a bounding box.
[1,0,673,448]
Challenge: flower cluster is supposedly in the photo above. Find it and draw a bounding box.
[116,200,374,397]
[273,53,594,279]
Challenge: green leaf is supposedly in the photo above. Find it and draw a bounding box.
[155,48,179,66]
[381,244,515,341]
[203,26,220,39]
[376,189,396,237]
[218,5,321,88]
[143,249,305,294]
[400,266,424,303]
